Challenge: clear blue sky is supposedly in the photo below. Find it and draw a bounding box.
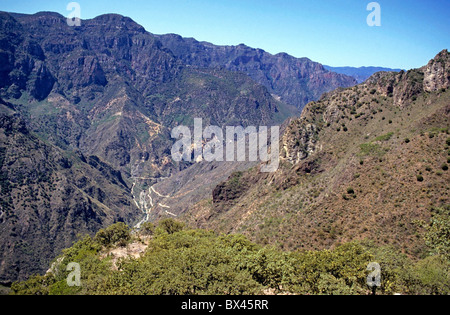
[1,0,449,69]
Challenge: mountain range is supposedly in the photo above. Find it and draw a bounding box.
[0,10,444,287]
[323,66,403,84]
[8,49,450,296]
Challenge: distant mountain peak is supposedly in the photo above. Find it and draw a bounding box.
[156,33,357,109]
[324,65,403,83]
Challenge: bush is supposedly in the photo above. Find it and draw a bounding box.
[402,256,450,295]
[317,273,355,295]
[156,218,185,235]
[140,222,155,236]
[425,206,450,260]
[442,164,449,171]
[10,217,450,295]
[94,222,131,247]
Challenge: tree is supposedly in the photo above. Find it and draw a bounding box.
[156,218,185,235]
[94,222,131,247]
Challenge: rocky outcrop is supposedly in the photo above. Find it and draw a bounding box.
[365,50,449,107]
[423,49,450,92]
[281,118,318,165]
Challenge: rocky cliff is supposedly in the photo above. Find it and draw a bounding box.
[156,34,358,110]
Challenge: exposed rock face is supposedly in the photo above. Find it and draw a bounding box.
[281,118,318,165]
[423,49,450,92]
[365,50,449,107]
[156,34,357,110]
[0,11,295,180]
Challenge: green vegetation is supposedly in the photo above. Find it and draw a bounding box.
[94,222,131,248]
[358,132,395,158]
[374,132,394,142]
[426,206,450,261]
[359,143,385,157]
[10,215,450,295]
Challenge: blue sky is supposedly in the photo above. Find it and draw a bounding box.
[1,0,449,69]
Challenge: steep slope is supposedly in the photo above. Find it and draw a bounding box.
[0,11,295,180]
[156,34,357,110]
[0,11,299,283]
[184,50,450,258]
[0,102,140,283]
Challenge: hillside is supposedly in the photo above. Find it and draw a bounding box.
[10,217,450,295]
[156,34,357,110]
[0,11,300,283]
[6,50,450,296]
[1,10,448,294]
[0,101,140,283]
[183,50,450,258]
[0,11,296,178]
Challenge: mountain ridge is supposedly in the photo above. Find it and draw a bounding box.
[0,10,297,283]
[324,65,403,84]
[183,49,450,256]
[155,33,358,110]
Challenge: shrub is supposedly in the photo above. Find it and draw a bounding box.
[402,256,450,295]
[94,222,131,247]
[442,164,449,171]
[425,206,450,260]
[156,218,185,235]
[140,222,155,236]
[317,273,355,295]
[417,175,424,182]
